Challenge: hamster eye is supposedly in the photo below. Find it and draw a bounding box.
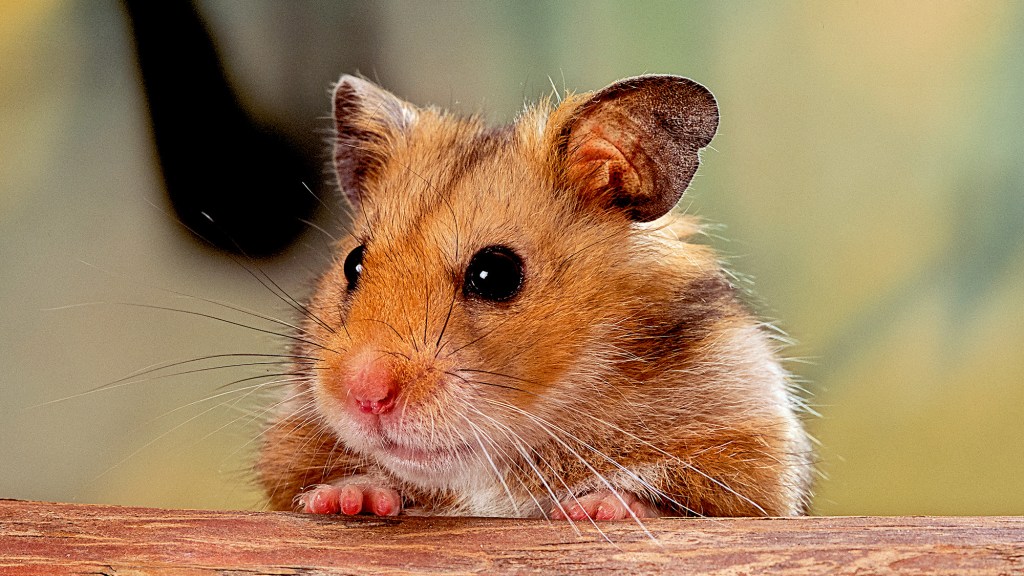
[464,246,524,302]
[344,245,365,289]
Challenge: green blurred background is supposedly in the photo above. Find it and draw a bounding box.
[2,1,1022,515]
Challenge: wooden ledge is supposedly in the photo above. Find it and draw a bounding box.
[1,500,1021,575]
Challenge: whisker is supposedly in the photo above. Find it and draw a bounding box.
[139,197,338,336]
[299,217,338,242]
[546,398,766,517]
[351,316,408,344]
[464,419,519,516]
[194,210,338,337]
[116,302,338,354]
[464,405,609,541]
[422,278,431,348]
[69,262,319,338]
[214,371,314,391]
[379,349,413,362]
[444,371,531,395]
[30,354,317,408]
[456,368,536,385]
[485,399,666,541]
[300,181,357,240]
[162,375,306,422]
[89,374,303,485]
[441,313,517,359]
[467,418,545,517]
[223,388,314,460]
[433,288,458,355]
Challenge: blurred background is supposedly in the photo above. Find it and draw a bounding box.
[2,1,1022,515]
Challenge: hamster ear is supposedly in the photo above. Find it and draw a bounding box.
[332,75,417,209]
[556,75,718,222]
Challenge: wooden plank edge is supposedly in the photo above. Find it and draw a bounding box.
[1,499,1022,575]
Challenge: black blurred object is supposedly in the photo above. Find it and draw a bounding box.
[123,0,318,257]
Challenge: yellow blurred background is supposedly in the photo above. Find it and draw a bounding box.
[1,1,1022,515]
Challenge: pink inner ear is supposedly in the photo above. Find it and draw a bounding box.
[557,75,717,222]
[568,119,645,202]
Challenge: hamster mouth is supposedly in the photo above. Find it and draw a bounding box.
[378,436,471,466]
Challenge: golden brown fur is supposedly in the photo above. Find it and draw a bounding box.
[257,75,813,518]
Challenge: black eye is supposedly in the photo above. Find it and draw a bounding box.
[464,246,524,302]
[344,245,365,289]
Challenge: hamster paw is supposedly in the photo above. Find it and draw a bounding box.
[296,481,402,516]
[550,490,661,521]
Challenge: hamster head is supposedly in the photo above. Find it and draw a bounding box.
[264,75,812,517]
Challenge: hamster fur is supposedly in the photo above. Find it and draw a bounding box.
[257,74,813,519]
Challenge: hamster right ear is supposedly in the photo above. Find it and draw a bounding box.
[332,75,418,209]
[552,75,719,222]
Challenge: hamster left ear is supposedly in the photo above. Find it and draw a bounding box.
[332,75,418,210]
[555,75,719,222]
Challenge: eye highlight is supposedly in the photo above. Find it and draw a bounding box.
[344,245,365,289]
[464,245,524,302]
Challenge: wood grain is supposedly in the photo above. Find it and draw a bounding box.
[0,499,1021,575]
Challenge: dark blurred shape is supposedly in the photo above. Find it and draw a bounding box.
[123,0,317,257]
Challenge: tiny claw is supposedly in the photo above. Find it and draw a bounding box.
[298,484,342,514]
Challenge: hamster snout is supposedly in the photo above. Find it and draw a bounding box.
[340,350,398,415]
[257,74,815,521]
[324,344,455,435]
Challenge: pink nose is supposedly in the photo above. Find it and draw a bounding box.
[348,361,398,415]
[354,391,396,415]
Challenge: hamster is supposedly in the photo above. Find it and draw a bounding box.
[256,74,813,520]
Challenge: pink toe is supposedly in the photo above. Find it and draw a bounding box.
[553,492,661,521]
[567,504,591,521]
[368,488,401,516]
[303,485,341,514]
[594,503,619,520]
[630,500,659,518]
[339,485,364,515]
